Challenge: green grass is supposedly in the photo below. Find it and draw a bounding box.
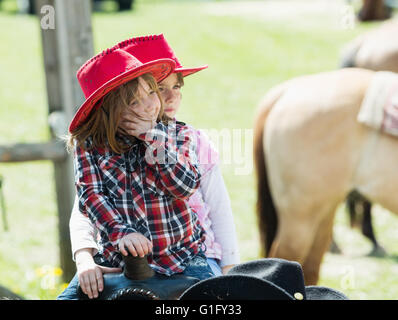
[0,0,397,299]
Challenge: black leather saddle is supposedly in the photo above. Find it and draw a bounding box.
[77,254,200,300]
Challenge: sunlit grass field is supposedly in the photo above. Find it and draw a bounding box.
[0,0,397,299]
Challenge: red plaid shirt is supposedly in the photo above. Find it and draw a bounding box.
[73,120,205,275]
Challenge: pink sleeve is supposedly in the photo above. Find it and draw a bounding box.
[194,129,219,177]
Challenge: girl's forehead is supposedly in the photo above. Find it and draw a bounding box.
[159,73,178,85]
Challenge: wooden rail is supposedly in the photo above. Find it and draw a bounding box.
[0,141,67,163]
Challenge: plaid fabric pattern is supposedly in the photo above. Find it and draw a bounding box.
[73,120,205,275]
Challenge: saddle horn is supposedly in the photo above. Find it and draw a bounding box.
[122,254,155,280]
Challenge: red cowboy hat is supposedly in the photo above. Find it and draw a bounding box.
[69,48,175,133]
[115,34,208,77]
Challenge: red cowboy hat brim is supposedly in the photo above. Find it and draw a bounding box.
[69,58,175,133]
[175,65,208,77]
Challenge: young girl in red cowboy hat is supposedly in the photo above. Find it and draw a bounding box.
[58,43,217,299]
[58,35,239,300]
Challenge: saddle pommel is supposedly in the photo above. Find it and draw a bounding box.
[122,254,155,280]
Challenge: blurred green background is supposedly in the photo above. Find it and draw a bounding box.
[0,0,397,299]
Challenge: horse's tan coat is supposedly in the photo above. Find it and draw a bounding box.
[257,68,398,284]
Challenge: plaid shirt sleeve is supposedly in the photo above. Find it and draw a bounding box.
[139,121,201,199]
[73,141,137,247]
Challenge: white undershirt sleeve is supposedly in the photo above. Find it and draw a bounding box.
[69,195,98,261]
[200,165,240,267]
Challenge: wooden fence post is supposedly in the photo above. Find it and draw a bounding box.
[35,0,94,282]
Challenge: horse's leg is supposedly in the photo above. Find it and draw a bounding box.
[360,199,387,256]
[268,206,320,269]
[347,190,360,228]
[301,205,338,285]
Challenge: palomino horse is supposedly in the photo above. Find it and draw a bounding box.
[338,18,398,254]
[253,67,398,285]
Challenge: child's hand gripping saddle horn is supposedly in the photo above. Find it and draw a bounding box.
[77,254,200,300]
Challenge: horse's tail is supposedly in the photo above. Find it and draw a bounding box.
[253,82,287,257]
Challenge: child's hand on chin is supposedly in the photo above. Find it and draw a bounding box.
[119,109,157,139]
[118,232,153,257]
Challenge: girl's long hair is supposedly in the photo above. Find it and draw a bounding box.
[67,73,171,154]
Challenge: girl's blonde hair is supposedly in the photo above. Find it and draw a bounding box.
[67,73,170,154]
